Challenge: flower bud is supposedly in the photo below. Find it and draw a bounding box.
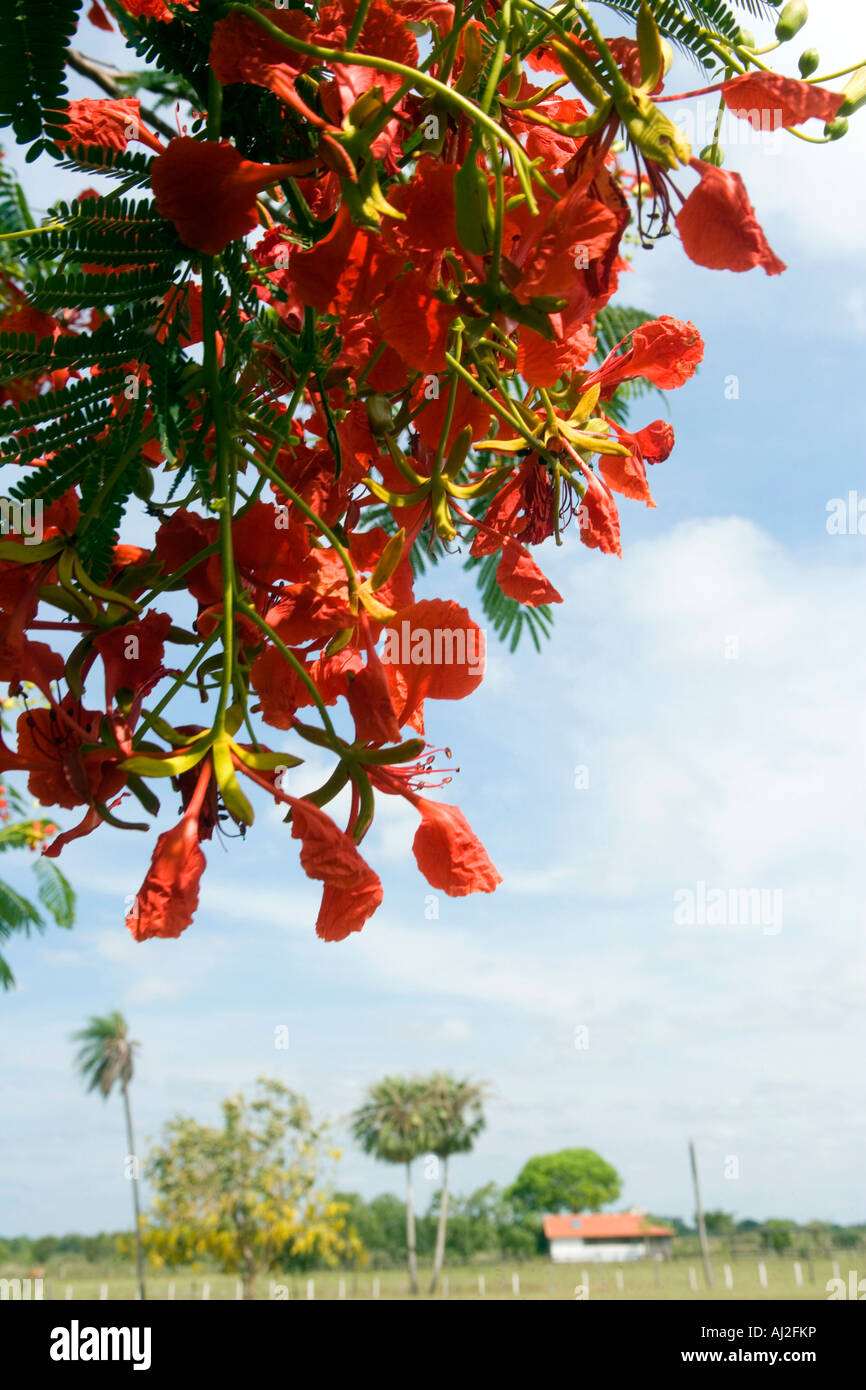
[797,48,820,77]
[775,1,808,42]
[365,394,394,435]
[839,66,866,117]
[132,461,154,501]
[823,116,849,140]
[699,144,725,166]
[736,28,756,50]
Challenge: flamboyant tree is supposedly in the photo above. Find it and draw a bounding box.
[0,1,862,949]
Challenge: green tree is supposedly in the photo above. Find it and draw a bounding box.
[507,1148,623,1215]
[703,1210,736,1236]
[72,1011,145,1300]
[143,1078,359,1299]
[351,1075,430,1294]
[761,1219,796,1253]
[425,1073,487,1293]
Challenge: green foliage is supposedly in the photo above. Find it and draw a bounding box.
[507,1147,624,1214]
[351,1075,432,1166]
[73,1012,138,1097]
[596,1,778,68]
[0,0,82,158]
[33,858,75,929]
[0,783,75,989]
[761,1218,795,1252]
[702,1209,737,1236]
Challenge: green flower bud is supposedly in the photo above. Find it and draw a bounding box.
[698,144,725,166]
[132,463,154,502]
[775,1,808,42]
[798,48,820,77]
[736,28,756,50]
[365,394,394,436]
[839,66,866,117]
[824,116,849,140]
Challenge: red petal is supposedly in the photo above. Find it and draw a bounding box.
[496,539,563,606]
[412,798,502,897]
[722,72,843,130]
[677,162,786,277]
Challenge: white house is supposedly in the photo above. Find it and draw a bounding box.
[544,1211,674,1263]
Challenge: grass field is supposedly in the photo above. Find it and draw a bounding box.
[11,1254,860,1301]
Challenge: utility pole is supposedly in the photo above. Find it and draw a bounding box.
[689,1137,714,1289]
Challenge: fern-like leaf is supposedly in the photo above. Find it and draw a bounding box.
[0,0,83,157]
[33,857,75,930]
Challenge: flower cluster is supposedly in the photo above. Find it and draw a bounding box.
[0,0,858,947]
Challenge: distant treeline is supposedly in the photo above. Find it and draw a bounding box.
[3,1188,863,1271]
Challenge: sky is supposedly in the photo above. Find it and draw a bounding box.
[1,1,865,1237]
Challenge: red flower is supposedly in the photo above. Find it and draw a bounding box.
[599,420,674,506]
[0,629,63,694]
[315,0,419,110]
[151,139,309,255]
[722,72,843,131]
[117,0,196,19]
[92,610,173,708]
[250,644,314,730]
[87,1,113,31]
[5,699,125,812]
[411,797,502,897]
[345,649,403,747]
[676,161,786,276]
[290,203,401,317]
[58,98,163,155]
[287,796,383,941]
[380,599,485,732]
[496,539,563,607]
[210,10,318,113]
[377,271,454,372]
[126,816,206,941]
[586,316,705,392]
[578,478,622,557]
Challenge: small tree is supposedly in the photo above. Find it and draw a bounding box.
[143,1078,359,1299]
[507,1148,622,1214]
[351,1076,430,1294]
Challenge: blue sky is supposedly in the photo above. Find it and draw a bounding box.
[2,1,865,1237]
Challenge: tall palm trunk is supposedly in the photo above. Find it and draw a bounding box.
[405,1161,418,1295]
[429,1155,450,1294]
[122,1080,146,1301]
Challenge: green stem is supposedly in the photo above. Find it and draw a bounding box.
[446,351,547,453]
[481,0,512,113]
[203,70,235,730]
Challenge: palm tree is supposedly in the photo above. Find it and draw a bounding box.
[72,1012,146,1301]
[351,1075,430,1295]
[425,1073,487,1294]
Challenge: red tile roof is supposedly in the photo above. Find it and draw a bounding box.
[543,1213,674,1241]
